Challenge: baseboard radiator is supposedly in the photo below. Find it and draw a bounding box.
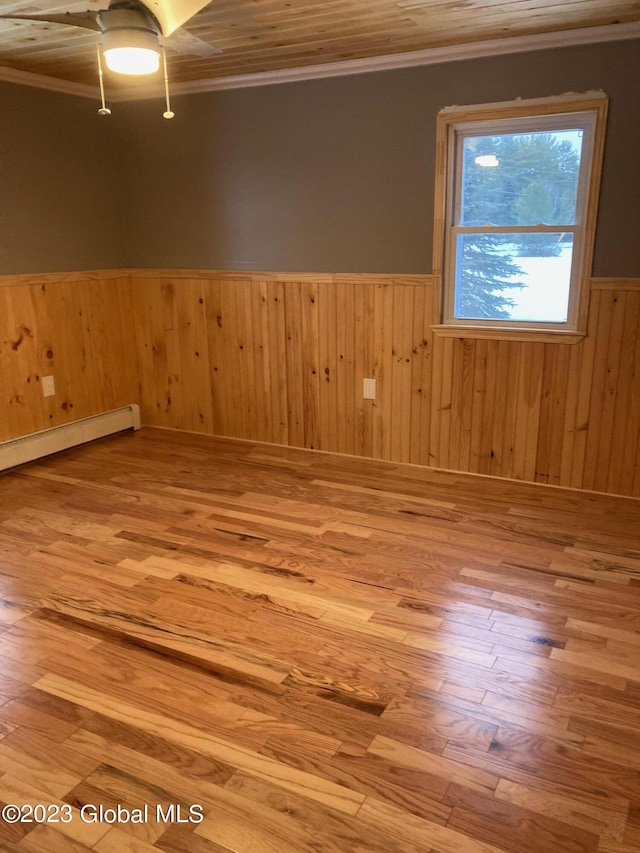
[0,405,141,473]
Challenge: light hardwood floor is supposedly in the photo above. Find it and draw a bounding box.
[0,427,639,852]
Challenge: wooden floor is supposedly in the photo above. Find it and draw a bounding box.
[0,428,639,853]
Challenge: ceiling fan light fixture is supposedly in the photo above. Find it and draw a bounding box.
[102,27,160,75]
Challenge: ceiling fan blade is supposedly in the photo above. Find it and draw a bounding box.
[159,27,221,58]
[0,11,101,31]
[139,0,212,37]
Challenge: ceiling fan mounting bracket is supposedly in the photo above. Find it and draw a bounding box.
[97,4,161,37]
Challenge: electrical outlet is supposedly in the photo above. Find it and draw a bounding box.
[42,375,56,398]
[363,378,376,400]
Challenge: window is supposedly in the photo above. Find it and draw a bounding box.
[433,94,608,341]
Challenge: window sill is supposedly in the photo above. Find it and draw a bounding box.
[430,324,585,344]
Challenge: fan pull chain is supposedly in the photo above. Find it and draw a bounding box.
[96,46,111,116]
[162,48,175,120]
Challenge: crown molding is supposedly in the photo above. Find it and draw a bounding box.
[1,21,639,102]
[0,65,96,99]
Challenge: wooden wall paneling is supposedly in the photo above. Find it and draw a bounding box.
[501,342,524,481]
[469,339,487,474]
[28,268,631,500]
[445,339,463,472]
[624,293,640,496]
[605,289,640,495]
[74,278,122,415]
[558,333,584,488]
[390,285,412,463]
[595,292,627,491]
[408,283,426,466]
[203,278,228,435]
[535,343,571,486]
[460,337,477,472]
[272,281,290,446]
[376,283,395,461]
[329,282,343,454]
[81,277,120,414]
[30,284,53,433]
[353,284,372,456]
[65,283,102,419]
[251,280,268,444]
[341,282,357,456]
[251,278,273,443]
[475,339,496,475]
[132,277,162,428]
[231,278,249,439]
[592,289,626,493]
[633,359,640,497]
[204,278,225,435]
[242,277,259,440]
[532,344,554,484]
[284,280,305,447]
[547,342,572,486]
[0,288,14,438]
[448,337,474,473]
[155,279,177,426]
[2,276,139,443]
[494,341,517,480]
[353,283,370,457]
[370,284,384,460]
[389,283,406,463]
[397,285,416,462]
[97,277,141,414]
[427,313,443,469]
[511,343,544,481]
[224,280,245,438]
[245,276,268,442]
[264,279,284,445]
[169,277,213,433]
[486,340,504,478]
[213,276,237,437]
[1,284,44,440]
[581,289,615,491]
[439,337,455,473]
[417,282,435,468]
[485,340,504,475]
[146,278,172,426]
[33,282,76,427]
[191,278,215,433]
[160,280,195,432]
[430,336,454,471]
[317,280,334,452]
[567,296,598,489]
[301,281,321,450]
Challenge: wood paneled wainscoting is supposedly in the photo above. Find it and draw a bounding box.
[0,272,139,443]
[2,270,638,498]
[130,271,640,499]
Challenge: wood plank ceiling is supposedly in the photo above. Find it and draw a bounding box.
[0,0,639,90]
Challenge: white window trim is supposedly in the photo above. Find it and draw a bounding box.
[431,92,608,343]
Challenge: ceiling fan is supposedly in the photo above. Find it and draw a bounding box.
[0,1,220,115]
[0,0,220,73]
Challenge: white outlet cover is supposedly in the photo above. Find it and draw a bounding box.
[363,378,376,400]
[42,375,56,398]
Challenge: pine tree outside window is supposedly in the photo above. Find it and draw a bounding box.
[433,94,608,342]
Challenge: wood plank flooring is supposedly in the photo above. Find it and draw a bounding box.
[0,427,639,852]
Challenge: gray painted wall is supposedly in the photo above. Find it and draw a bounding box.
[0,83,128,275]
[1,38,639,276]
[118,39,640,276]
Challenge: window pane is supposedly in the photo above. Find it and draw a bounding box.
[461,130,583,227]
[454,233,573,323]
